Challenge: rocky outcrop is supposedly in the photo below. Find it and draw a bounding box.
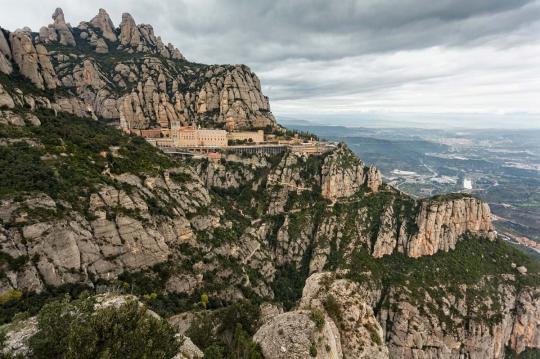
[0,168,211,292]
[510,288,540,353]
[39,8,76,47]
[0,84,15,109]
[0,110,40,126]
[321,145,382,201]
[0,28,13,74]
[254,310,342,359]
[9,29,58,89]
[300,273,389,358]
[406,196,495,257]
[0,316,38,357]
[51,8,76,46]
[0,8,275,130]
[254,272,540,359]
[117,12,183,60]
[378,284,540,358]
[255,272,389,359]
[90,9,117,42]
[119,13,141,48]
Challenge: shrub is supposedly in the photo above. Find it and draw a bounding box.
[323,295,342,324]
[310,308,325,331]
[309,343,318,357]
[29,296,179,359]
[0,290,22,305]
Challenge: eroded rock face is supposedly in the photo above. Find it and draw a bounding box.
[406,196,495,257]
[0,28,13,74]
[254,310,342,359]
[0,168,210,291]
[51,8,76,46]
[378,284,540,358]
[300,273,389,358]
[510,288,540,353]
[9,30,58,90]
[0,317,38,357]
[119,13,141,48]
[0,8,275,130]
[321,144,382,201]
[0,84,15,108]
[90,9,117,42]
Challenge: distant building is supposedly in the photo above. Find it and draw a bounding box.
[227,130,264,144]
[171,124,228,147]
[289,143,333,155]
[463,178,473,190]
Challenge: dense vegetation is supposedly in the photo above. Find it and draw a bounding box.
[27,295,179,358]
[349,235,540,330]
[186,300,263,358]
[0,109,174,211]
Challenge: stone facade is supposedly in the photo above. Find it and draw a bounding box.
[171,125,227,147]
[226,130,264,143]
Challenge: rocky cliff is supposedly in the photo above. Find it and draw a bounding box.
[1,82,536,359]
[0,8,276,130]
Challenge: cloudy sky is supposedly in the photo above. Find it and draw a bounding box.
[1,0,539,127]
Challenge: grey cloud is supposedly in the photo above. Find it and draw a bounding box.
[0,0,539,118]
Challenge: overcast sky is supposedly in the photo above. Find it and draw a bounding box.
[1,0,539,127]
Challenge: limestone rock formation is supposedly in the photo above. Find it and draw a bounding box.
[90,9,117,42]
[378,284,540,358]
[0,84,15,108]
[119,13,141,48]
[300,273,389,358]
[254,310,342,359]
[321,144,382,201]
[406,196,495,257]
[0,8,275,130]
[9,30,58,89]
[0,9,538,357]
[0,168,211,292]
[51,8,76,46]
[0,28,13,74]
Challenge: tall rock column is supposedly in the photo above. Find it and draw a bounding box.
[0,29,13,74]
[90,9,117,42]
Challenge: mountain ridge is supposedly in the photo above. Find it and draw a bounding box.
[0,8,276,132]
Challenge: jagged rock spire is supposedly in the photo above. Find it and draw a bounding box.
[119,13,141,47]
[52,8,66,24]
[90,8,117,42]
[0,28,12,74]
[50,7,76,46]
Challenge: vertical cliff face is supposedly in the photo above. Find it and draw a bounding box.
[371,194,496,258]
[377,284,540,358]
[320,145,382,201]
[0,8,276,130]
[406,196,495,257]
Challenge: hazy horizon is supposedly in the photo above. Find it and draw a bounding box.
[278,112,540,130]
